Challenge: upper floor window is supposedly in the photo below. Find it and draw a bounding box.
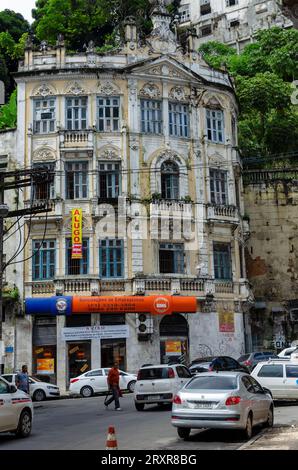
[200,0,211,15]
[169,103,189,138]
[231,115,237,145]
[159,243,184,274]
[230,19,240,27]
[161,161,179,200]
[226,0,238,6]
[66,97,87,130]
[65,161,88,199]
[97,97,120,132]
[32,240,56,280]
[210,169,228,205]
[200,25,212,37]
[206,109,224,143]
[33,98,56,134]
[66,238,89,275]
[98,162,121,200]
[99,239,124,278]
[141,99,162,134]
[32,163,55,200]
[213,243,232,280]
[179,4,190,23]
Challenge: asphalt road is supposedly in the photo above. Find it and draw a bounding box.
[0,395,297,450]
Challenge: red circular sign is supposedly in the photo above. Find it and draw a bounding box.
[153,297,170,314]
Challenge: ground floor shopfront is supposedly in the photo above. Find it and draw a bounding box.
[9,304,247,392]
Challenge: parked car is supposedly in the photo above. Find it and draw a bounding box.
[1,373,60,402]
[0,376,33,437]
[69,368,137,398]
[278,347,298,358]
[251,357,298,399]
[134,364,192,411]
[237,352,279,372]
[189,356,249,375]
[171,371,274,440]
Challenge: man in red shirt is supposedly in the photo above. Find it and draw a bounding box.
[105,362,121,410]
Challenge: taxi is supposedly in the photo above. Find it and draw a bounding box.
[0,375,33,437]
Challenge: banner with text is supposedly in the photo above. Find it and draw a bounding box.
[61,325,130,341]
[71,208,82,259]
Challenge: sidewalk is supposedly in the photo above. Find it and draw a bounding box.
[240,426,298,450]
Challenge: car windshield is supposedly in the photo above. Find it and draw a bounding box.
[238,354,250,362]
[138,368,169,380]
[185,375,238,390]
[31,376,43,382]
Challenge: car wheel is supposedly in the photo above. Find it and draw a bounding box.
[33,389,46,402]
[177,427,191,440]
[264,406,274,428]
[243,413,253,440]
[80,386,93,398]
[135,402,145,411]
[16,410,32,438]
[127,380,136,393]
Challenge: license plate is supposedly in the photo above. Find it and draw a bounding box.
[147,395,160,400]
[188,402,213,409]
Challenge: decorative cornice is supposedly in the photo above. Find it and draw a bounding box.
[139,82,161,98]
[169,85,186,102]
[31,83,56,97]
[64,81,89,95]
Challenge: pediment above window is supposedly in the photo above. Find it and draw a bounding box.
[97,81,121,96]
[169,86,187,102]
[98,146,121,160]
[64,81,89,95]
[31,83,57,97]
[33,147,56,161]
[209,152,225,166]
[202,93,225,109]
[139,82,161,99]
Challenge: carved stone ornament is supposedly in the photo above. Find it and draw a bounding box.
[32,83,55,98]
[169,86,186,102]
[65,81,87,95]
[139,82,161,99]
[202,94,224,109]
[33,148,56,161]
[209,153,225,166]
[98,81,120,96]
[147,4,177,54]
[157,149,182,166]
[99,148,121,160]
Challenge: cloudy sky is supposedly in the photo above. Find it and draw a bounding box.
[1,0,36,23]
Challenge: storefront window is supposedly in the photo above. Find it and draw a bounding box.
[33,316,57,384]
[101,339,126,371]
[68,342,91,380]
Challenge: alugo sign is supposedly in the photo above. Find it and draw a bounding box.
[25,295,197,316]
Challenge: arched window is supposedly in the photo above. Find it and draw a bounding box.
[161,161,179,200]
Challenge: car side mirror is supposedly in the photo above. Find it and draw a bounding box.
[10,385,17,393]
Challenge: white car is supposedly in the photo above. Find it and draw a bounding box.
[1,373,60,402]
[278,347,298,358]
[0,376,33,437]
[251,356,298,399]
[134,364,192,411]
[69,368,137,398]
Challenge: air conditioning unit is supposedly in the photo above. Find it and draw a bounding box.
[136,313,153,340]
[290,309,298,322]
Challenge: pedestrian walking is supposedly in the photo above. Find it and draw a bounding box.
[16,365,30,394]
[105,362,122,411]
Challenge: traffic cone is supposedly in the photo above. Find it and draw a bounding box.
[106,426,118,450]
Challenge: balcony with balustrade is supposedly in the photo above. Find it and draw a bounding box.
[59,129,94,151]
[207,204,240,225]
[150,200,193,218]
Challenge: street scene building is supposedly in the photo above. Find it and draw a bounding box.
[4,3,251,391]
[178,0,292,50]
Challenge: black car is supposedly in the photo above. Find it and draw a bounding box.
[237,351,279,372]
[189,356,249,375]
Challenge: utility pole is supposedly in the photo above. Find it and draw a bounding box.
[0,167,54,373]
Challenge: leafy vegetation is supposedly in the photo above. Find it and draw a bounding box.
[199,28,298,160]
[0,89,17,129]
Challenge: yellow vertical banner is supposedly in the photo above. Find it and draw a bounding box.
[71,208,82,259]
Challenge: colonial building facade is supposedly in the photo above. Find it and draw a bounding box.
[178,0,292,51]
[12,4,251,391]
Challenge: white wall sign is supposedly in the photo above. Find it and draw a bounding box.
[61,325,129,341]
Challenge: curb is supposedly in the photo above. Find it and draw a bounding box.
[237,429,267,450]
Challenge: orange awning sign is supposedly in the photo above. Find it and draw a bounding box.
[72,295,197,315]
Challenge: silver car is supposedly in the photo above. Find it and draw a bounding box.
[171,372,274,440]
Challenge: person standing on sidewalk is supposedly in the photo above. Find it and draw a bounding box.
[16,365,30,394]
[105,362,122,411]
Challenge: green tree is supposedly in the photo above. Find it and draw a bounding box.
[0,89,17,129]
[0,9,29,42]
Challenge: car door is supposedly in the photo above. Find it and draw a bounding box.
[284,365,298,398]
[85,369,106,392]
[253,364,284,399]
[241,376,263,424]
[0,378,15,431]
[249,376,270,423]
[176,366,192,392]
[118,371,129,390]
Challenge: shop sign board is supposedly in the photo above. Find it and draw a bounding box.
[37,358,55,374]
[71,208,82,259]
[165,341,181,356]
[218,310,235,333]
[61,325,130,341]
